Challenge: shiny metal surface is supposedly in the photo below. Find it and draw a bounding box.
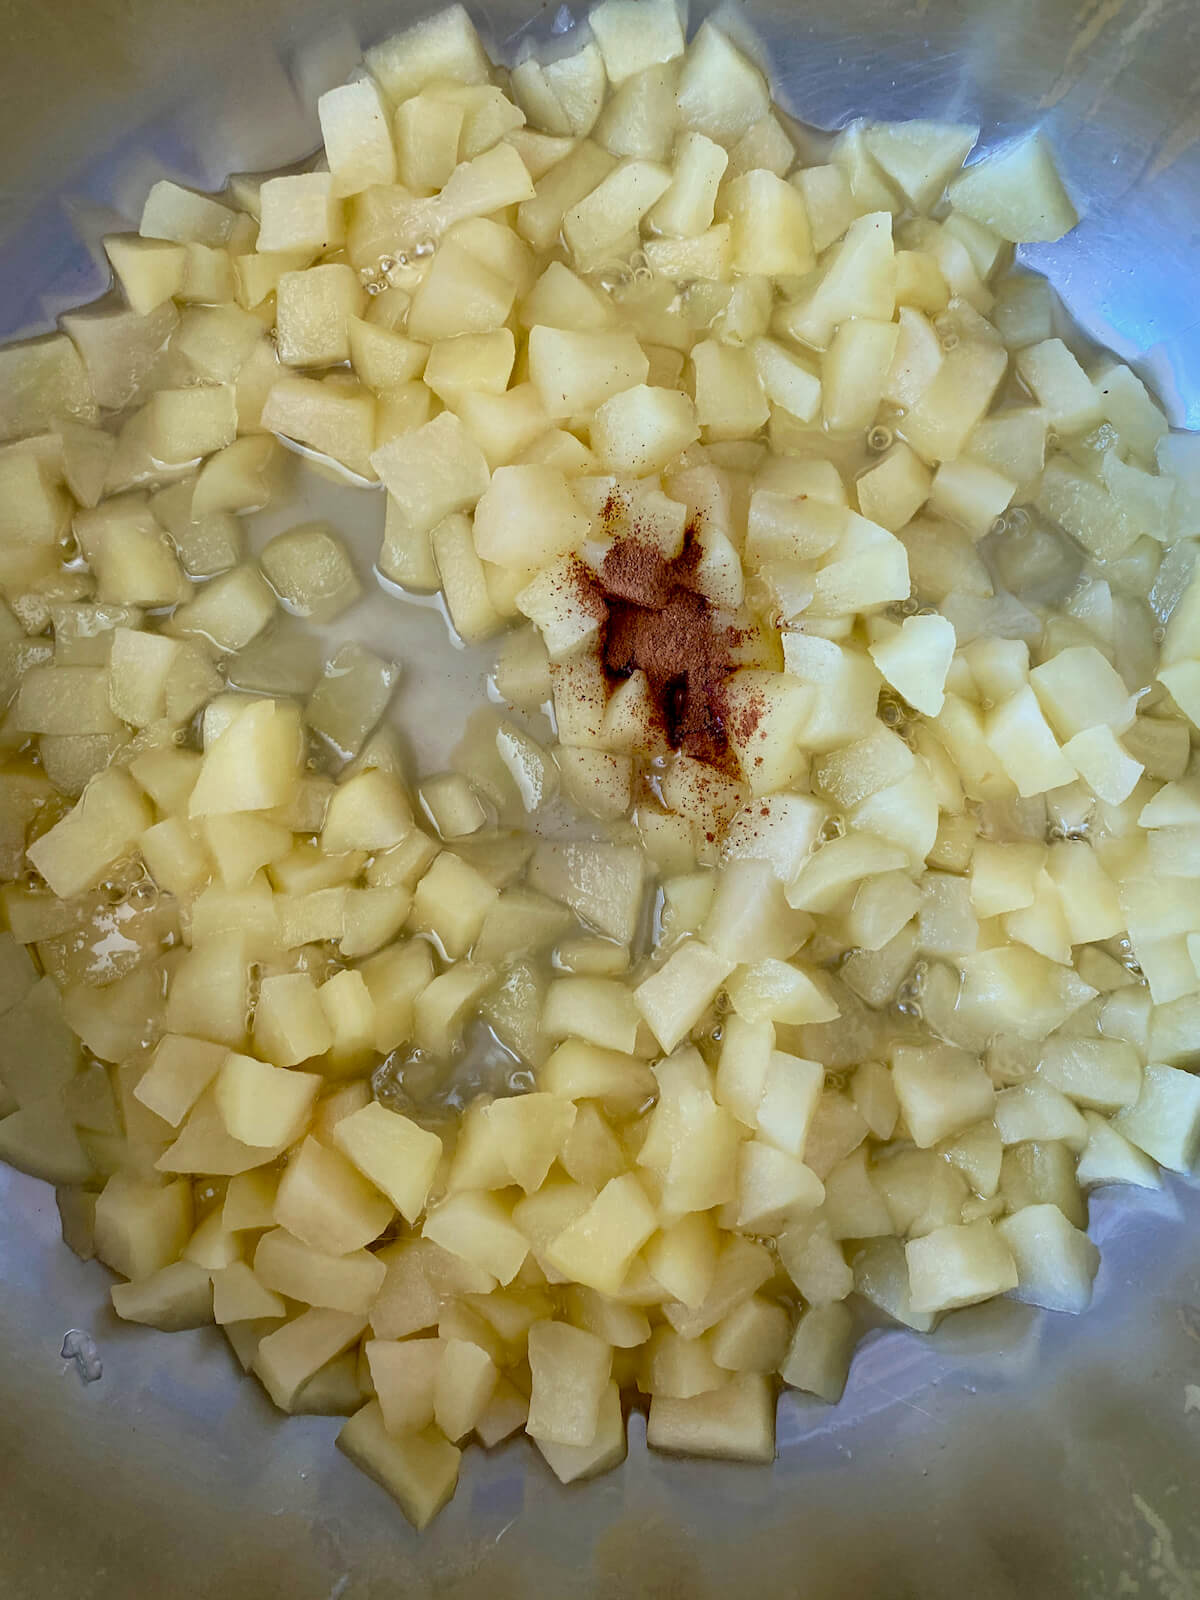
[3,2,1200,1595]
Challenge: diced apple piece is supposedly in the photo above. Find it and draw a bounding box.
[891,1043,994,1148]
[1037,1038,1141,1112]
[215,1053,320,1149]
[319,78,396,197]
[534,1378,626,1483]
[1113,1063,1200,1173]
[526,1320,613,1446]
[779,1301,854,1403]
[589,0,683,84]
[365,1336,441,1434]
[1029,645,1136,743]
[997,1203,1100,1314]
[424,1190,528,1286]
[647,1372,775,1461]
[26,768,151,900]
[544,1173,658,1295]
[948,133,1078,244]
[590,384,699,476]
[111,1260,213,1331]
[634,940,733,1053]
[1076,1111,1161,1191]
[985,685,1075,798]
[864,120,979,210]
[337,1402,460,1531]
[906,1218,1018,1314]
[333,1102,442,1224]
[187,699,302,817]
[274,1135,393,1255]
[93,1172,193,1282]
[261,376,376,480]
[254,1227,385,1315]
[210,1261,286,1325]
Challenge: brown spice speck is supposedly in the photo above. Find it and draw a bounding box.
[592,526,762,773]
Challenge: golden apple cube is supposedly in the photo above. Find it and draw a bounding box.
[481,1093,576,1194]
[187,699,302,817]
[26,767,151,900]
[410,851,499,958]
[643,1211,720,1310]
[319,78,396,197]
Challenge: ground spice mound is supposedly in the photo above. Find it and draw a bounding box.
[596,528,753,769]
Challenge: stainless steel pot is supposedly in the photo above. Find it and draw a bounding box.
[2,2,1199,1595]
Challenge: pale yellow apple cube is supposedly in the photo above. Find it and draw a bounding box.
[214,1053,321,1149]
[423,1189,529,1286]
[333,1101,443,1225]
[274,1135,394,1255]
[526,1319,613,1446]
[646,1372,775,1461]
[337,1403,460,1531]
[634,940,734,1054]
[779,1301,854,1402]
[256,1307,366,1411]
[93,1172,193,1281]
[544,1173,658,1296]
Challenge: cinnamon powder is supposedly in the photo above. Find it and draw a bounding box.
[591,527,750,769]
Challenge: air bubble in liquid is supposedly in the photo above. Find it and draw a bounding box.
[867,424,893,453]
[880,699,903,727]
